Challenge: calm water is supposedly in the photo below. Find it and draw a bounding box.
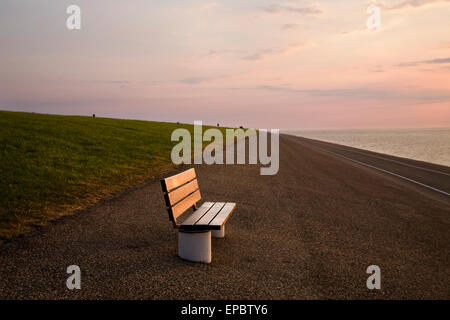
[285,128,450,167]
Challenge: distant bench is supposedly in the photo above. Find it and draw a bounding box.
[161,168,236,263]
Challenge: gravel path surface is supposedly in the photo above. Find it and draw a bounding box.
[1,134,449,299]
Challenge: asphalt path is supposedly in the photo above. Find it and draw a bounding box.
[291,136,450,196]
[0,134,449,299]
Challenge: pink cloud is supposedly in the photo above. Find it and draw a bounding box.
[377,0,450,10]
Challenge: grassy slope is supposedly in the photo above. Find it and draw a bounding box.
[0,111,225,241]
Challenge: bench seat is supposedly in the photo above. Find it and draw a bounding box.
[180,202,236,231]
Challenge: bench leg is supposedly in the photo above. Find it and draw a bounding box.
[211,225,225,238]
[178,231,211,263]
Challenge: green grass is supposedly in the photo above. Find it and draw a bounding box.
[0,110,227,241]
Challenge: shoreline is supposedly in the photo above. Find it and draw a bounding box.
[283,128,450,168]
[282,133,450,172]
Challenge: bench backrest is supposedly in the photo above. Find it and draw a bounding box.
[161,168,201,225]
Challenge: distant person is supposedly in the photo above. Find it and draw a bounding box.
[93,114,95,118]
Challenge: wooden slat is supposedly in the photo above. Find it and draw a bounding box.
[165,179,199,207]
[163,168,196,192]
[209,202,236,228]
[169,189,201,221]
[195,202,225,225]
[180,202,236,231]
[181,202,214,226]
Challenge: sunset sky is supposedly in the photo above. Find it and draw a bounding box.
[1,0,449,129]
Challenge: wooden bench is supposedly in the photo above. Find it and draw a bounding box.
[161,168,236,263]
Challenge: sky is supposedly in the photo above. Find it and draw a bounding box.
[0,0,449,129]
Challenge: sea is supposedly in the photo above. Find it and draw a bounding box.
[284,128,450,167]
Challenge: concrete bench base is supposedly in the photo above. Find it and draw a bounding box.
[178,231,211,263]
[178,226,225,263]
[212,225,225,238]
